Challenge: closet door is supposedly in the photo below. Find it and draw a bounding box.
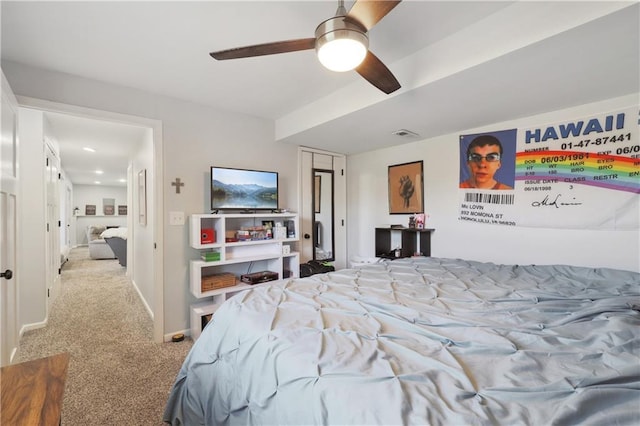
[332,155,346,270]
[300,151,314,262]
[299,148,346,270]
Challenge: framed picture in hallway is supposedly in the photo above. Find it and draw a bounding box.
[103,198,115,215]
[138,169,147,226]
[388,161,424,214]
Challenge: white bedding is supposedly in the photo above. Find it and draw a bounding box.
[164,257,640,425]
[100,227,127,240]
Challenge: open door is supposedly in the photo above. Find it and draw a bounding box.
[1,70,20,366]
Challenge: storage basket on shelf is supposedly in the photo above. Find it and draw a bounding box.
[201,273,236,292]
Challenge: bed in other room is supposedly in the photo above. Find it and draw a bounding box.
[101,227,128,267]
[164,257,640,425]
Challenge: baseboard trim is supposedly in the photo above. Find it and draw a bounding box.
[130,278,154,320]
[20,319,47,335]
[9,317,49,364]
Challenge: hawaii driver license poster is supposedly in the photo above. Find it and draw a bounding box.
[458,107,639,229]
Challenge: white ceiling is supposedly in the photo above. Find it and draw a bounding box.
[44,112,148,187]
[2,1,638,186]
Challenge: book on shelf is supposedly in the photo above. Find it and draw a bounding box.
[201,251,221,261]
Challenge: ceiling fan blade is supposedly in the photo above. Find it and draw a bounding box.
[355,51,401,94]
[210,38,316,60]
[347,0,402,30]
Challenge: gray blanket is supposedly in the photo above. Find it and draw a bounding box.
[164,257,640,425]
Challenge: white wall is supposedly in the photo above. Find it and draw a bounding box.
[73,184,127,215]
[73,184,128,244]
[131,129,154,315]
[348,94,640,273]
[2,61,300,336]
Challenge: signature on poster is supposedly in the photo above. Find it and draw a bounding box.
[531,193,583,209]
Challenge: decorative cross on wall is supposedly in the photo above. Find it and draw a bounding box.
[171,178,185,194]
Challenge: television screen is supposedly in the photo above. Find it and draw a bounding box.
[211,167,278,211]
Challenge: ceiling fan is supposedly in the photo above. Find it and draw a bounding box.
[209,0,402,94]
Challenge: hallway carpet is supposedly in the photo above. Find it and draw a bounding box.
[15,247,193,425]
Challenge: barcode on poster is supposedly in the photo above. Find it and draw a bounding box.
[464,193,514,205]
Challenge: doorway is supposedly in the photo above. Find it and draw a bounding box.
[16,97,164,343]
[299,147,347,270]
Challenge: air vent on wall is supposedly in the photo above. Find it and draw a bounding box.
[392,129,420,138]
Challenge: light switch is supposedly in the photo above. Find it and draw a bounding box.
[169,211,185,226]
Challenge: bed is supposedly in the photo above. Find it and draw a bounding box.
[101,227,128,267]
[164,257,640,425]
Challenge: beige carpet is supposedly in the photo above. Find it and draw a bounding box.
[15,246,193,425]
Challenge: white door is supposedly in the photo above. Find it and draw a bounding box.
[66,186,72,248]
[44,143,61,308]
[300,150,314,262]
[0,71,20,366]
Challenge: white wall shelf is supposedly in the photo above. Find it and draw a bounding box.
[75,214,127,218]
[188,212,300,338]
[190,300,221,340]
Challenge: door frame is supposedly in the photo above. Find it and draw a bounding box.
[15,96,165,343]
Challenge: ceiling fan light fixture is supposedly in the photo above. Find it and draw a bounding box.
[315,17,368,72]
[209,0,401,94]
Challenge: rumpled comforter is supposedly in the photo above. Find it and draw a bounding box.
[164,257,640,425]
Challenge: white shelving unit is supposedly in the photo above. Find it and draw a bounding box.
[189,300,220,340]
[189,212,299,339]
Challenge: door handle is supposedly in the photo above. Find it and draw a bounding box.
[304,233,311,239]
[1,269,13,280]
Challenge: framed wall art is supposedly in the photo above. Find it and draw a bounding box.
[388,160,424,214]
[103,198,115,215]
[138,169,147,226]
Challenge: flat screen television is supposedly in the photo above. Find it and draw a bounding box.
[211,166,278,211]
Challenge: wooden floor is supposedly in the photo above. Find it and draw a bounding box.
[1,352,70,425]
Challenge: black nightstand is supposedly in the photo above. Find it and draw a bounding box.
[375,227,434,258]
